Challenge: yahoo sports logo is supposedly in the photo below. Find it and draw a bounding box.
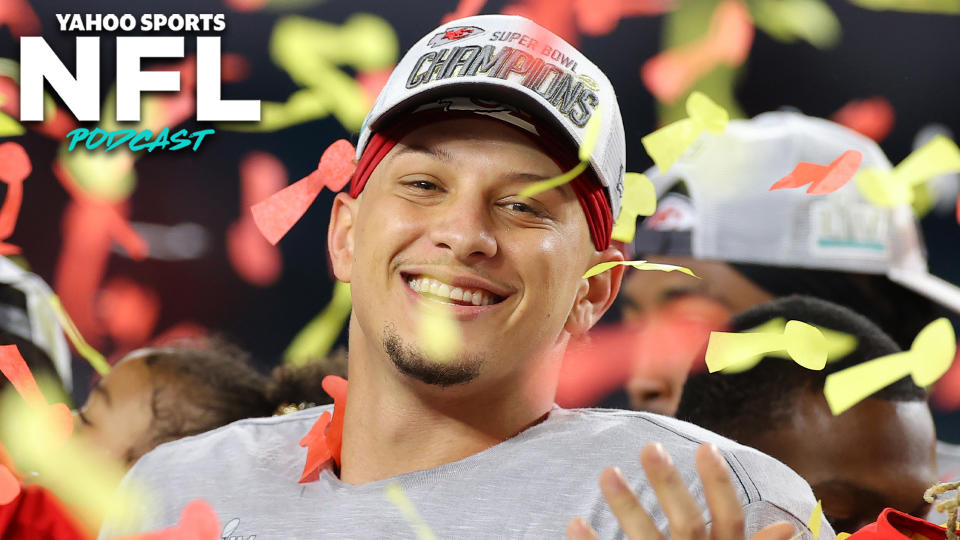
[427,26,484,47]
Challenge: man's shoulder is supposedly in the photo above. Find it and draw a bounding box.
[549,408,816,508]
[131,405,332,479]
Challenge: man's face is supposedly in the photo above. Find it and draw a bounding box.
[752,393,937,534]
[334,117,618,389]
[619,255,772,414]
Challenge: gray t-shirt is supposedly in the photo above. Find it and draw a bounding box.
[98,406,832,539]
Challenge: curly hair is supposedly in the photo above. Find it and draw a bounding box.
[128,339,347,462]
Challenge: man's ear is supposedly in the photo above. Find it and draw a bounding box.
[565,246,625,337]
[327,192,358,283]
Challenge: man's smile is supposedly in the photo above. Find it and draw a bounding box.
[400,271,513,317]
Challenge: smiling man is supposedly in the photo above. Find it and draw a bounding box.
[98,15,827,540]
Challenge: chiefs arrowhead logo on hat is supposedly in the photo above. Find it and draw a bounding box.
[428,25,485,47]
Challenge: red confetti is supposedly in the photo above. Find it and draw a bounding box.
[113,499,220,540]
[556,296,728,408]
[52,159,148,348]
[97,277,160,349]
[321,375,347,467]
[0,0,40,37]
[298,410,332,484]
[0,142,30,185]
[0,442,20,505]
[0,463,18,505]
[769,150,863,195]
[224,0,269,12]
[298,375,348,483]
[0,142,30,254]
[502,0,580,44]
[251,140,356,245]
[641,0,753,104]
[831,97,895,143]
[227,152,286,286]
[575,0,674,36]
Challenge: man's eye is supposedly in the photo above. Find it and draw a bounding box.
[406,180,440,191]
[505,202,542,216]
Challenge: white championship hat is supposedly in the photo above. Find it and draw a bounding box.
[356,14,627,219]
[633,110,960,314]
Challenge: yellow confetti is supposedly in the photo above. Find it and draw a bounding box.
[59,144,137,202]
[849,0,960,14]
[856,135,960,207]
[789,499,823,540]
[419,301,461,363]
[578,104,604,162]
[706,320,828,373]
[752,0,841,49]
[835,534,852,540]
[224,14,397,133]
[0,110,23,137]
[384,483,438,540]
[824,317,956,415]
[611,173,658,243]
[0,386,146,532]
[48,295,111,376]
[518,162,589,199]
[686,92,728,135]
[284,281,352,366]
[582,260,698,279]
[519,106,604,199]
[642,91,729,173]
[718,317,858,373]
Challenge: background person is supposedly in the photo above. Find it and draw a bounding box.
[677,295,938,534]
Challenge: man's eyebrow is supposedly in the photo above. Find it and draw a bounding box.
[502,172,553,183]
[92,382,112,407]
[391,143,453,163]
[391,145,559,187]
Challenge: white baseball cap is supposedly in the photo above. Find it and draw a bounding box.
[633,110,960,314]
[356,14,627,219]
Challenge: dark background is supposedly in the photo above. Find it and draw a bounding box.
[3,1,960,434]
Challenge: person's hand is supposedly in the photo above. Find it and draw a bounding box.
[567,443,797,540]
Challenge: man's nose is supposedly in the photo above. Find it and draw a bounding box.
[427,195,498,261]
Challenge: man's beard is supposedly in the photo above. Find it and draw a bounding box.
[382,326,482,387]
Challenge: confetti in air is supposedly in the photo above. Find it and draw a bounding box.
[384,483,438,540]
[769,150,863,195]
[418,301,462,364]
[641,0,753,104]
[855,135,960,208]
[519,105,604,199]
[611,172,658,243]
[285,281,352,367]
[49,295,111,376]
[824,318,957,415]
[641,91,729,173]
[706,320,829,373]
[710,317,857,374]
[252,139,356,245]
[582,260,698,279]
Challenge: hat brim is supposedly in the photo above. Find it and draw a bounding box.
[888,266,960,315]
